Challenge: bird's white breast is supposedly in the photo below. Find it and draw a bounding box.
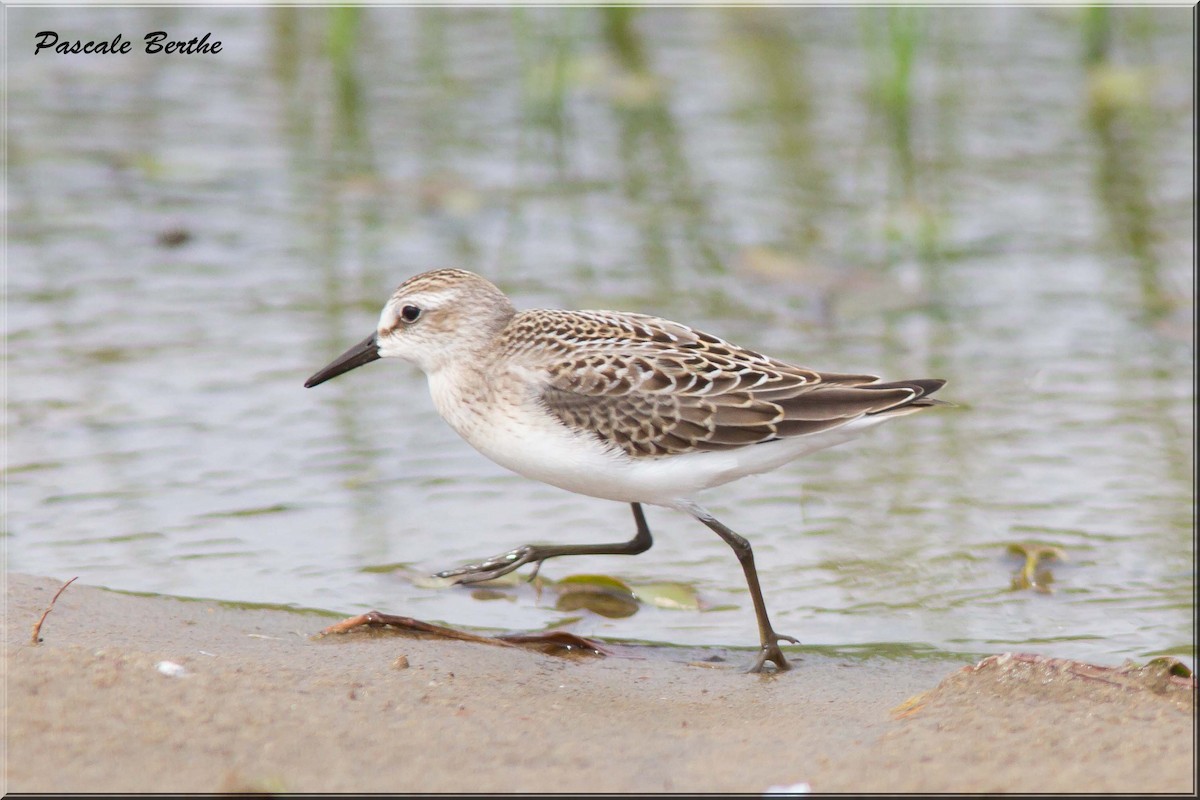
[426,365,675,503]
[423,365,887,507]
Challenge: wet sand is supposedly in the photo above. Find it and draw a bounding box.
[4,572,1194,793]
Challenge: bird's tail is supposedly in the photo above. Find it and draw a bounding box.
[863,378,952,416]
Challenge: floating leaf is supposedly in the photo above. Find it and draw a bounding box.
[469,588,514,602]
[630,582,701,611]
[411,573,461,590]
[553,574,639,618]
[358,562,411,574]
[555,573,633,592]
[412,570,525,590]
[555,591,638,619]
[1007,542,1066,593]
[1142,656,1193,679]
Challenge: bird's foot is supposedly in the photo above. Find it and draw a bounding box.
[747,632,801,673]
[434,545,539,585]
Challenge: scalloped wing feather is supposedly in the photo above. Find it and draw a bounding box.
[506,310,941,459]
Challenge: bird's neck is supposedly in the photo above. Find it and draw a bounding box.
[425,359,498,440]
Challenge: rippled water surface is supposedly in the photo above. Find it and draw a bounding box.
[7,7,1194,666]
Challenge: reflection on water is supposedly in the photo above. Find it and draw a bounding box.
[6,7,1193,666]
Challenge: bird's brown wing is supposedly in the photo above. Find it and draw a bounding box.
[529,313,934,458]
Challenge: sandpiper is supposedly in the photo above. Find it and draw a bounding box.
[306,269,948,672]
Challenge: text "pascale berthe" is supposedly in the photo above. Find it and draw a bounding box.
[34,31,223,55]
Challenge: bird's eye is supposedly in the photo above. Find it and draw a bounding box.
[400,305,422,323]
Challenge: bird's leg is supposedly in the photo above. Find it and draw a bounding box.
[684,504,799,673]
[434,503,654,585]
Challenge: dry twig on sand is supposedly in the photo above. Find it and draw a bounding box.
[318,610,608,657]
[30,576,78,645]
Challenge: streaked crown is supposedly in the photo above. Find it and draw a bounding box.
[374,269,516,373]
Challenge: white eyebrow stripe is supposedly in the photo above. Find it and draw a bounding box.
[380,289,457,326]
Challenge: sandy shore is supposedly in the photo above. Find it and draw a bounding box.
[4,572,1194,793]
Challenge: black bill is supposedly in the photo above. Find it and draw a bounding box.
[305,333,381,388]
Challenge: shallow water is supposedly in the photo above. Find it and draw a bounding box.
[6,7,1194,666]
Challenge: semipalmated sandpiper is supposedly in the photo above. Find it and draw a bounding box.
[306,269,948,672]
